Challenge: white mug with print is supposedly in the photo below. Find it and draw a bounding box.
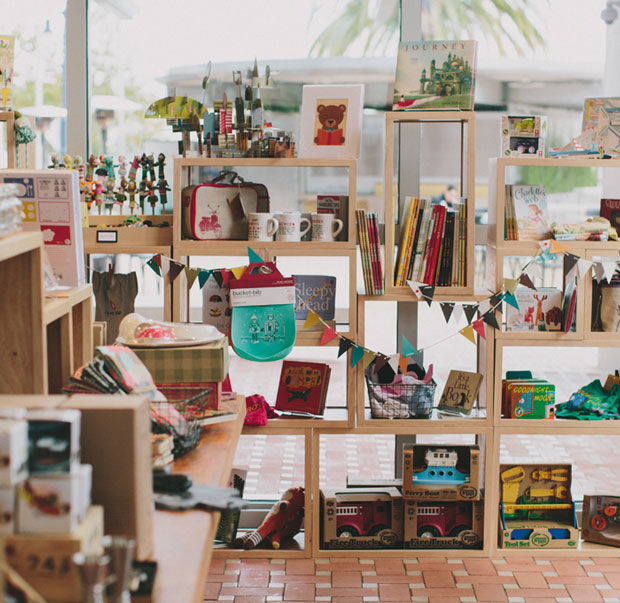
[248,212,279,242]
[311,212,344,242]
[275,212,311,242]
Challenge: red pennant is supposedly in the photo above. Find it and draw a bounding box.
[319,326,338,346]
[472,318,486,340]
[152,253,162,268]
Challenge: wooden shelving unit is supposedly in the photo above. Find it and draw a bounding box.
[0,111,16,168]
[384,111,476,297]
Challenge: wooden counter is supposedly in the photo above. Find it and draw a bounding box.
[151,395,246,603]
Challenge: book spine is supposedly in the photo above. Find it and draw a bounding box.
[407,199,424,281]
[395,197,415,287]
[433,207,448,285]
[419,204,437,283]
[411,199,429,282]
[401,197,419,287]
[356,209,372,295]
[365,211,379,295]
[442,212,455,287]
[422,205,439,284]
[369,212,384,295]
[459,204,466,286]
[425,205,446,285]
[362,210,376,295]
[451,206,459,286]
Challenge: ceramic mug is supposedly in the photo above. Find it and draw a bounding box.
[274,212,311,242]
[248,212,279,242]
[311,212,344,242]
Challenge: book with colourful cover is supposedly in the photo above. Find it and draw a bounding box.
[600,198,620,236]
[502,380,555,419]
[395,197,417,286]
[505,288,563,332]
[418,204,437,282]
[392,40,478,111]
[509,184,551,241]
[370,212,384,294]
[411,199,431,282]
[293,275,336,322]
[438,370,483,415]
[275,360,331,415]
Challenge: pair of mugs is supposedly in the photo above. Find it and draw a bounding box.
[248,211,344,242]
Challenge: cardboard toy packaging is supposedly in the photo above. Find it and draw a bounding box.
[26,408,81,474]
[403,500,484,549]
[0,419,28,486]
[581,494,620,547]
[402,444,482,501]
[5,505,104,603]
[16,472,81,534]
[499,463,578,549]
[0,485,15,534]
[321,487,403,549]
[501,115,547,157]
[346,477,402,489]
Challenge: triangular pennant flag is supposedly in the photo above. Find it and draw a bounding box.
[550,239,571,254]
[459,325,476,344]
[477,299,491,316]
[398,354,409,375]
[185,267,201,290]
[374,355,388,371]
[463,304,478,324]
[419,285,435,306]
[198,269,212,289]
[602,260,618,283]
[452,304,464,323]
[303,310,321,330]
[401,334,417,358]
[577,258,593,279]
[406,280,423,299]
[319,325,339,346]
[519,273,536,290]
[248,247,264,264]
[351,345,365,368]
[525,261,543,280]
[503,292,520,309]
[152,253,162,268]
[593,262,606,283]
[387,353,400,373]
[231,265,247,280]
[361,350,376,371]
[539,248,557,262]
[482,310,500,330]
[168,260,185,282]
[160,255,170,277]
[440,302,455,323]
[146,257,161,276]
[337,337,353,358]
[213,270,224,287]
[503,278,518,294]
[472,318,486,339]
[490,291,503,307]
[564,252,579,275]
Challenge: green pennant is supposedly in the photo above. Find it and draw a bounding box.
[248,247,264,264]
[351,345,365,367]
[146,257,161,276]
[198,269,212,289]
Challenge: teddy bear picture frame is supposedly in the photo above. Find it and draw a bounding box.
[299,84,364,159]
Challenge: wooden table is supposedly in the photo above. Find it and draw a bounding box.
[151,396,246,603]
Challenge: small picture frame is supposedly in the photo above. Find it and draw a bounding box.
[299,84,364,159]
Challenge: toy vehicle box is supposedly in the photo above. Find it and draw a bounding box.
[501,115,547,157]
[581,494,620,547]
[403,499,483,549]
[499,463,578,549]
[346,476,402,490]
[321,487,403,549]
[402,444,481,501]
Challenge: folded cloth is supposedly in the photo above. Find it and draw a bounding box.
[244,394,279,426]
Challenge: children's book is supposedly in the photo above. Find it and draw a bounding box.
[502,379,555,419]
[275,360,331,416]
[392,40,478,111]
[600,198,620,236]
[438,370,483,415]
[508,184,550,241]
[293,275,336,325]
[504,287,563,332]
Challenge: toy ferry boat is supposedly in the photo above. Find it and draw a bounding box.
[412,449,470,486]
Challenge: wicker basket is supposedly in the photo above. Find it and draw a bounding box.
[365,373,436,419]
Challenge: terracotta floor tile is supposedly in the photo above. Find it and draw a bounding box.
[374,559,406,575]
[330,598,364,603]
[316,587,377,597]
[455,574,512,584]
[233,597,266,603]
[607,573,620,588]
[473,582,508,602]
[378,583,412,601]
[238,571,270,587]
[285,559,316,575]
[423,570,455,588]
[552,559,587,576]
[331,572,362,588]
[278,575,327,584]
[363,574,423,584]
[463,559,498,575]
[427,596,461,603]
[219,586,283,597]
[523,599,558,603]
[514,571,548,589]
[550,575,610,585]
[513,587,569,598]
[203,582,221,599]
[208,559,226,573]
[204,573,234,584]
[566,583,604,601]
[283,583,316,601]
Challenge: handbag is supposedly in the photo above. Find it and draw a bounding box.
[182,170,269,240]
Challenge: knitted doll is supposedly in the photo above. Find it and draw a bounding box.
[233,486,304,549]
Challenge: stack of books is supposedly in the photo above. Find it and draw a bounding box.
[393,197,467,287]
[502,377,555,419]
[356,209,383,294]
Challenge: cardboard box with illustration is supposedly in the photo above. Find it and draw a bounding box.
[402,444,482,501]
[581,494,620,548]
[321,487,403,549]
[403,499,484,549]
[501,115,547,157]
[499,463,578,549]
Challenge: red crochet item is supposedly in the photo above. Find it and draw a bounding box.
[244,394,278,426]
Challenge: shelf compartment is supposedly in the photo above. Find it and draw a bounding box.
[584,249,620,342]
[174,239,354,256]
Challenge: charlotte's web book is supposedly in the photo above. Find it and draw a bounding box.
[392,40,477,111]
[509,184,551,241]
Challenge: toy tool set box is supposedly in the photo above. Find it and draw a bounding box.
[321,487,403,549]
[403,500,484,549]
[501,115,547,157]
[402,444,482,501]
[581,494,620,547]
[499,464,578,549]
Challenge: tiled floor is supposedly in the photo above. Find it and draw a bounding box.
[205,556,620,602]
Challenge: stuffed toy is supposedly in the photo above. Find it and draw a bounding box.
[233,486,304,549]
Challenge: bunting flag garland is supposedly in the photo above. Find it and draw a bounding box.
[525,261,543,280]
[213,270,225,287]
[482,310,500,330]
[472,318,486,339]
[564,253,579,275]
[230,265,247,280]
[503,278,518,294]
[160,256,170,277]
[503,291,520,310]
[248,247,265,264]
[459,325,476,344]
[477,299,491,316]
[351,345,365,367]
[198,269,211,289]
[337,337,353,358]
[593,262,606,283]
[152,253,162,268]
[168,261,185,282]
[319,325,339,345]
[406,280,423,299]
[518,273,536,290]
[577,258,593,279]
[374,354,389,371]
[451,303,464,324]
[440,302,455,323]
[463,304,478,324]
[302,310,321,330]
[185,267,201,290]
[549,239,571,254]
[490,291,504,307]
[398,354,409,375]
[401,334,417,357]
[361,350,376,371]
[602,260,618,283]
[146,257,161,276]
[387,353,399,373]
[419,285,435,306]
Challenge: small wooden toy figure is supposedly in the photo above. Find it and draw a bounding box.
[48,154,61,169]
[86,154,97,182]
[146,154,156,182]
[72,155,84,178]
[103,175,116,215]
[138,179,148,214]
[93,179,104,214]
[118,155,128,180]
[115,183,127,214]
[157,177,170,212]
[126,179,138,214]
[155,153,166,180]
[146,180,158,214]
[128,155,140,181]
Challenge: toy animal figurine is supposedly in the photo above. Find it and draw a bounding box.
[533,294,547,329]
[86,154,97,182]
[232,486,304,550]
[62,154,72,169]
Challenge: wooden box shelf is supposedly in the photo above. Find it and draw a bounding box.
[583,249,620,342]
[383,111,476,297]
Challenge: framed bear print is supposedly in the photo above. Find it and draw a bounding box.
[299,84,364,159]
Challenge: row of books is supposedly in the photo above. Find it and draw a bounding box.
[394,197,467,287]
[357,209,384,295]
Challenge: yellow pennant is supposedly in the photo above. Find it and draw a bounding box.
[230,265,247,280]
[459,325,476,344]
[503,278,518,294]
[361,350,376,371]
[185,267,201,290]
[302,310,321,330]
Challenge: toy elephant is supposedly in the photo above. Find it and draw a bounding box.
[233,486,304,549]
